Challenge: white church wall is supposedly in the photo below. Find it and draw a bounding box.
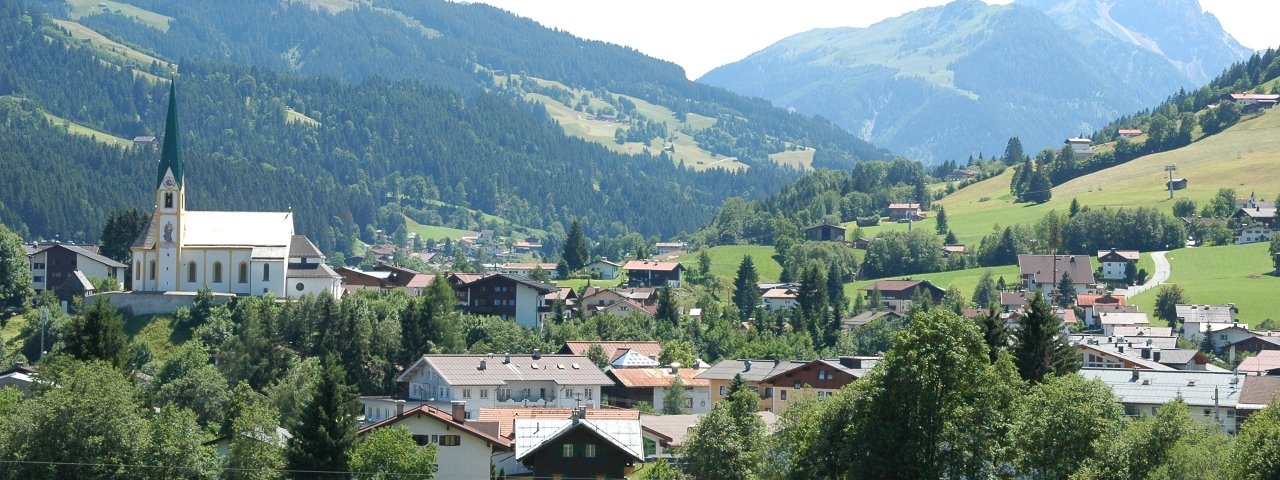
[288,276,342,299]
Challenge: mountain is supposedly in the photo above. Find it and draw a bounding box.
[698,0,1250,163]
[1,0,892,250]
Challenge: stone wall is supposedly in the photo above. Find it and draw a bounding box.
[97,291,235,316]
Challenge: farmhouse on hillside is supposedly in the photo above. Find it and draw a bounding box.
[804,223,846,242]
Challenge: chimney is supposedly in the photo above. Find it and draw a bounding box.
[1140,348,1150,359]
[1131,368,1140,382]
[743,360,752,371]
[573,405,588,422]
[1117,345,1124,354]
[503,353,511,364]
[451,401,466,423]
[395,399,405,417]
[670,362,680,374]
[1153,350,1162,363]
[533,349,541,360]
[479,359,487,370]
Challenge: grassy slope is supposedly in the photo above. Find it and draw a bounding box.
[844,264,1022,302]
[402,215,476,241]
[66,0,172,31]
[3,95,134,148]
[1130,243,1280,325]
[674,245,783,283]
[52,19,174,70]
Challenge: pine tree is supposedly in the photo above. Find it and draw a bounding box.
[944,230,959,245]
[825,262,847,347]
[972,269,998,308]
[732,256,761,322]
[656,286,679,336]
[1012,292,1080,382]
[287,356,359,475]
[562,220,590,271]
[1027,169,1053,204]
[979,308,1007,363]
[1068,198,1081,217]
[1056,271,1076,307]
[697,249,713,284]
[63,296,128,369]
[868,286,883,310]
[935,206,949,234]
[1003,136,1025,165]
[797,264,828,343]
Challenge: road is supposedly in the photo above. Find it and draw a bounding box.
[1118,250,1170,297]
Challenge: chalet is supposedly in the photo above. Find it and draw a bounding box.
[623,261,684,288]
[337,264,431,295]
[803,223,846,242]
[541,287,577,322]
[1199,325,1258,353]
[1076,293,1128,325]
[1167,178,1188,190]
[697,357,878,413]
[1236,224,1272,244]
[1097,249,1139,281]
[559,341,663,363]
[653,242,687,256]
[455,273,558,328]
[131,135,158,147]
[1066,137,1092,154]
[1237,376,1280,423]
[1081,369,1242,432]
[397,353,613,419]
[578,287,657,316]
[584,259,621,279]
[514,408,644,480]
[886,203,923,221]
[1176,304,1239,341]
[945,168,978,182]
[1074,336,1212,371]
[841,309,904,330]
[27,243,126,306]
[1228,334,1280,361]
[0,364,34,396]
[1233,194,1276,227]
[1097,312,1151,336]
[1229,92,1280,111]
[859,278,946,312]
[1117,128,1143,138]
[1017,254,1096,296]
[1000,291,1031,311]
[605,365,711,414]
[511,240,542,253]
[762,287,798,311]
[941,244,966,256]
[496,262,559,279]
[852,237,873,249]
[359,402,511,480]
[599,298,657,318]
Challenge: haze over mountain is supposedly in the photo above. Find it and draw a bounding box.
[699,0,1251,163]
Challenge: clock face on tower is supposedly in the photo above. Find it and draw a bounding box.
[162,175,177,189]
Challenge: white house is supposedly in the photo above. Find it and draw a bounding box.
[762,287,798,311]
[1177,304,1240,341]
[1017,255,1096,296]
[455,273,558,329]
[359,401,512,480]
[130,85,340,299]
[1098,312,1151,336]
[496,262,559,279]
[584,259,621,280]
[1066,137,1093,154]
[397,353,613,419]
[1080,368,1243,433]
[653,242,687,256]
[1236,224,1272,244]
[27,244,126,293]
[1097,249,1139,281]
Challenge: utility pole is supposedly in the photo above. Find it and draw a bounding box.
[1164,164,1178,199]
[39,307,48,359]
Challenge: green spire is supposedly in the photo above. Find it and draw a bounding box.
[156,81,183,189]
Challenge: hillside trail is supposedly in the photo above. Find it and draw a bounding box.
[1118,251,1170,298]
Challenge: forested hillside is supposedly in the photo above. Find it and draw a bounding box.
[0,0,893,254]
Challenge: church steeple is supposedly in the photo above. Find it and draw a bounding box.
[156,82,183,189]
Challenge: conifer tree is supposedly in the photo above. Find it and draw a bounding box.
[1003,136,1025,165]
[935,206,949,234]
[1056,271,1076,307]
[732,256,761,322]
[797,264,828,343]
[562,220,590,271]
[825,262,847,347]
[656,286,679,336]
[972,269,998,308]
[1012,292,1080,382]
[63,296,128,369]
[288,356,359,476]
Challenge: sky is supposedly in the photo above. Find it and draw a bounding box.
[467,0,1280,80]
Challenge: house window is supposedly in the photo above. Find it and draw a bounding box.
[412,435,430,446]
[818,369,829,380]
[295,282,304,292]
[149,260,157,280]
[134,261,141,280]
[438,435,460,447]
[561,444,575,457]
[793,381,802,389]
[32,276,43,283]
[685,398,693,408]
[213,262,223,283]
[719,386,727,395]
[584,444,597,458]
[462,389,471,399]
[480,389,488,399]
[780,390,788,401]
[164,192,173,209]
[32,262,44,270]
[262,264,270,281]
[187,261,197,283]
[584,389,592,399]
[238,262,248,283]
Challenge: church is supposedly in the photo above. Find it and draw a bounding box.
[130,85,342,299]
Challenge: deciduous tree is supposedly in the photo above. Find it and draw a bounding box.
[349,426,438,480]
[1010,374,1123,479]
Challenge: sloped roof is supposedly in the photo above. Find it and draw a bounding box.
[608,367,708,388]
[1098,312,1150,325]
[611,350,661,368]
[1111,326,1174,337]
[842,310,903,328]
[462,273,557,294]
[858,279,940,294]
[887,203,920,210]
[560,341,663,362]
[1175,304,1236,323]
[514,417,643,462]
[398,354,612,386]
[640,414,700,448]
[478,407,639,439]
[696,359,810,383]
[33,244,126,269]
[1238,351,1280,375]
[622,260,682,272]
[358,404,511,449]
[1017,255,1096,285]
[286,262,341,279]
[762,288,796,299]
[1077,293,1126,306]
[1240,376,1280,408]
[289,235,323,259]
[1080,368,1241,408]
[182,211,294,247]
[1097,249,1139,262]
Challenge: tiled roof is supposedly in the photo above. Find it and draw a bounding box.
[1240,376,1280,407]
[762,288,796,299]
[500,263,557,271]
[1098,312,1150,325]
[1097,249,1139,262]
[608,367,709,388]
[544,287,576,302]
[1077,294,1126,306]
[887,203,920,210]
[514,417,643,462]
[1238,351,1280,375]
[289,235,323,258]
[462,273,557,294]
[696,359,811,383]
[1017,255,1096,285]
[478,407,639,438]
[1001,291,1030,307]
[398,354,612,386]
[640,414,701,447]
[560,341,663,362]
[622,260,682,272]
[760,358,879,384]
[358,404,511,449]
[51,244,127,269]
[859,279,925,293]
[1080,368,1242,408]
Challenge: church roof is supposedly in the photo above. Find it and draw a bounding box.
[156,82,183,189]
[287,262,341,279]
[289,235,323,259]
[183,211,293,247]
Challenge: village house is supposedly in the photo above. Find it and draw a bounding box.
[697,357,879,413]
[559,341,663,364]
[1117,128,1143,138]
[584,259,621,279]
[131,135,158,147]
[1199,324,1258,353]
[397,353,613,419]
[886,203,923,221]
[455,273,558,328]
[1229,92,1280,112]
[359,402,511,480]
[541,287,577,323]
[1227,331,1280,361]
[762,287,798,311]
[496,262,560,279]
[1066,137,1093,154]
[26,243,126,306]
[1235,193,1276,226]
[1080,368,1243,433]
[941,244,966,256]
[1096,249,1139,281]
[577,287,657,316]
[623,260,684,288]
[1176,304,1239,341]
[945,168,978,182]
[475,407,640,476]
[1236,224,1273,244]
[1237,376,1280,423]
[511,240,542,253]
[858,278,945,312]
[803,223,846,242]
[1237,350,1280,376]
[514,407,644,480]
[1076,293,1128,325]
[841,310,905,330]
[1098,312,1151,336]
[605,364,711,414]
[653,242,687,256]
[599,298,657,318]
[1017,254,1096,296]
[640,411,779,459]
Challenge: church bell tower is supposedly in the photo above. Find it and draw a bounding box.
[153,82,185,291]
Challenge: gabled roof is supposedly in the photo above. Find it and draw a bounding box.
[1097,249,1139,262]
[286,262,341,279]
[544,287,577,302]
[760,358,879,384]
[514,417,643,462]
[762,288,796,300]
[397,354,612,386]
[1240,376,1280,408]
[1238,350,1280,375]
[1080,368,1241,408]
[858,279,942,294]
[462,273,557,294]
[841,310,903,328]
[622,260,683,272]
[601,298,657,317]
[32,244,126,269]
[608,367,708,388]
[611,350,660,368]
[288,235,323,259]
[586,259,621,268]
[1230,93,1280,101]
[358,404,511,450]
[805,222,845,231]
[887,203,920,210]
[696,359,810,383]
[1077,293,1126,307]
[1111,326,1174,337]
[1175,304,1236,323]
[1017,255,1096,285]
[499,263,557,271]
[478,407,638,439]
[560,341,663,362]
[1098,312,1150,325]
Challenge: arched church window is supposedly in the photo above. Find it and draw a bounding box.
[149,260,156,280]
[238,262,248,284]
[187,261,197,283]
[135,261,141,280]
[213,262,223,283]
[262,264,270,282]
[164,192,173,209]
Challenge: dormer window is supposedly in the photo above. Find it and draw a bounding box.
[164,192,174,209]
